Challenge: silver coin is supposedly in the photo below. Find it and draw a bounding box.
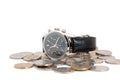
[69,52,90,61]
[73,58,82,62]
[10,52,33,59]
[53,60,66,65]
[97,55,115,60]
[76,52,91,60]
[66,58,75,66]
[66,58,82,66]
[60,57,69,63]
[34,51,43,56]
[105,58,120,64]
[89,51,97,59]
[52,64,73,73]
[90,65,109,72]
[23,53,41,61]
[93,59,104,64]
[96,50,112,56]
[33,59,53,67]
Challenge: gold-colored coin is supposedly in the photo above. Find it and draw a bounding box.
[71,63,89,71]
[71,60,93,71]
[14,63,33,69]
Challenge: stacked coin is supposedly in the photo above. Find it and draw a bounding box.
[89,50,120,64]
[10,49,120,73]
[68,52,94,71]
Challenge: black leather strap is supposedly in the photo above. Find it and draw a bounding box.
[70,36,96,52]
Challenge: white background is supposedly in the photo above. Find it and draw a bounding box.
[0,0,120,80]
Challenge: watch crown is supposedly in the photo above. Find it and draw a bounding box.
[54,28,60,31]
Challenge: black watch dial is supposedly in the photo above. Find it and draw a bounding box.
[43,31,68,60]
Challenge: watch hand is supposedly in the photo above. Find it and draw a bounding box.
[53,37,60,47]
[47,40,54,45]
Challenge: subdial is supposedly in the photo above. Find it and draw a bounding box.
[48,47,64,59]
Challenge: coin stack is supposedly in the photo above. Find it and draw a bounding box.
[10,49,120,73]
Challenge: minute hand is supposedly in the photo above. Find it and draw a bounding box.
[53,37,60,47]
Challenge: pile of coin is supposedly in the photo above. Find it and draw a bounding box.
[10,50,120,73]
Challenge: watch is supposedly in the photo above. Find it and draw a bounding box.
[42,28,96,60]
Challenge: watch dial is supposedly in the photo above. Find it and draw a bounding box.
[43,31,68,60]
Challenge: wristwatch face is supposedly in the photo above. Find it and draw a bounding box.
[43,31,68,60]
